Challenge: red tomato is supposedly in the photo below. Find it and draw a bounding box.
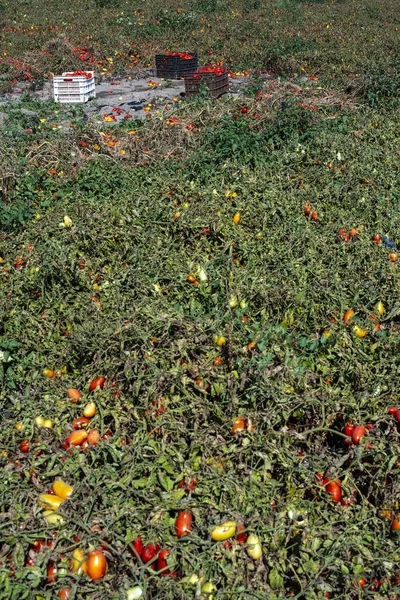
[344,421,354,437]
[129,535,143,557]
[89,377,106,392]
[157,549,171,575]
[311,210,318,222]
[388,406,399,415]
[394,411,400,423]
[175,511,192,538]
[352,425,366,445]
[141,543,160,564]
[373,235,381,244]
[72,417,91,429]
[59,589,71,600]
[304,202,311,216]
[26,557,35,566]
[87,550,107,581]
[241,107,248,114]
[47,562,57,583]
[19,440,30,453]
[366,423,374,431]
[236,523,247,544]
[344,436,353,446]
[323,479,342,503]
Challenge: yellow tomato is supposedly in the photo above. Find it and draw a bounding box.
[246,533,262,560]
[53,480,73,500]
[232,212,241,224]
[42,419,54,429]
[43,510,65,526]
[38,494,65,511]
[376,301,385,315]
[201,582,217,599]
[35,416,44,427]
[71,548,88,574]
[213,335,226,347]
[83,402,96,418]
[211,521,236,541]
[353,325,367,339]
[14,422,24,431]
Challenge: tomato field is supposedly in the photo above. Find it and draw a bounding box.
[2,0,400,598]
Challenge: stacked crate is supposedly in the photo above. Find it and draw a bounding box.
[53,71,96,104]
[184,66,229,98]
[155,52,198,79]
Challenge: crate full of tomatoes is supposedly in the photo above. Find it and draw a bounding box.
[155,52,198,79]
[53,70,96,104]
[184,66,229,98]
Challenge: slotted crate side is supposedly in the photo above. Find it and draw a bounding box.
[156,52,198,78]
[184,68,229,98]
[53,71,95,104]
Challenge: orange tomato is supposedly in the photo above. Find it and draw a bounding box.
[87,428,101,446]
[87,550,107,581]
[59,589,71,600]
[304,202,311,216]
[311,211,318,222]
[232,416,247,435]
[343,309,355,325]
[390,253,398,263]
[67,430,88,447]
[43,369,55,379]
[67,388,82,402]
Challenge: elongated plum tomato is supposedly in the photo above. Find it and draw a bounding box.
[211,521,236,541]
[87,428,101,446]
[67,430,88,446]
[175,511,192,538]
[72,417,91,429]
[157,549,171,575]
[89,377,106,392]
[352,425,366,445]
[70,548,87,574]
[53,480,73,500]
[246,533,262,560]
[343,309,355,325]
[129,535,143,558]
[47,562,57,583]
[67,388,81,402]
[325,481,342,503]
[141,543,160,564]
[83,402,96,418]
[39,494,65,510]
[87,550,107,581]
[43,510,65,526]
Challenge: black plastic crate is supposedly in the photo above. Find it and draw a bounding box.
[184,66,229,98]
[155,52,198,79]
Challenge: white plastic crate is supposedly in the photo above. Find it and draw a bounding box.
[53,71,96,104]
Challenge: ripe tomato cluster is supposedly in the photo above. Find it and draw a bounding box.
[342,421,371,447]
[164,52,194,60]
[303,202,318,222]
